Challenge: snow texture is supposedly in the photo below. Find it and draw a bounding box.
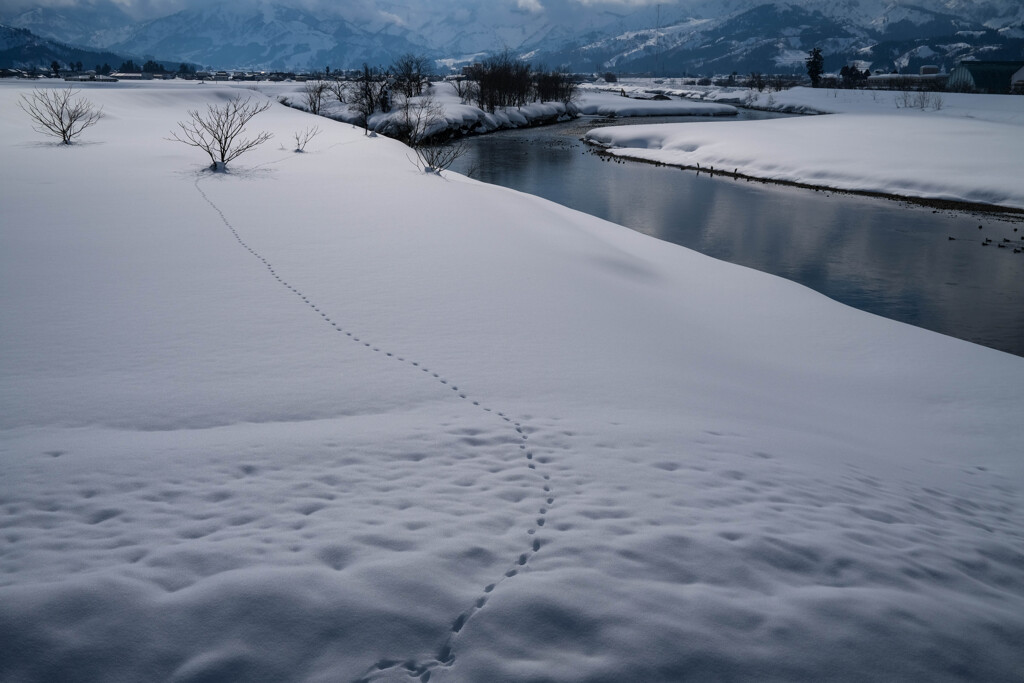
[585,84,1024,209]
[275,81,736,139]
[1,80,1023,683]
[573,90,737,118]
[277,81,578,138]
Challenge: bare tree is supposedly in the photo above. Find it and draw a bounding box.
[349,64,391,134]
[301,79,329,115]
[328,80,348,106]
[388,93,440,145]
[391,53,432,98]
[19,87,103,144]
[169,94,273,171]
[534,69,579,106]
[293,125,321,152]
[464,51,534,112]
[447,76,471,101]
[393,94,465,173]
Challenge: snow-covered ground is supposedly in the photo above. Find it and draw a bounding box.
[267,80,737,138]
[573,89,735,117]
[2,81,1023,682]
[266,80,574,137]
[584,84,1024,210]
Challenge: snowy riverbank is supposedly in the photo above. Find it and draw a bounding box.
[573,88,736,117]
[2,81,1023,682]
[269,80,737,138]
[585,86,1024,211]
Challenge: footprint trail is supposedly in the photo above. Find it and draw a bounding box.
[194,175,557,682]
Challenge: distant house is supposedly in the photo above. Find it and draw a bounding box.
[1013,65,1024,95]
[867,65,948,90]
[947,61,1024,94]
[64,71,118,82]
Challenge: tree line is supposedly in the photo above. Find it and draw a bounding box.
[461,51,579,112]
[295,52,579,132]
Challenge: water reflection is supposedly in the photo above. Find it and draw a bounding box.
[448,115,1024,356]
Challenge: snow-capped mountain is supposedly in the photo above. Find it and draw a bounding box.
[539,4,866,75]
[535,1,1024,75]
[1,3,135,48]
[104,4,386,71]
[0,24,131,71]
[2,0,1022,73]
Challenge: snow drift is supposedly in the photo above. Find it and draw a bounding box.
[1,81,1022,682]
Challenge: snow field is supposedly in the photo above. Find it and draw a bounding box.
[572,90,736,117]
[1,81,1023,682]
[584,85,1024,210]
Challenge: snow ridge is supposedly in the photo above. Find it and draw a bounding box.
[192,170,555,682]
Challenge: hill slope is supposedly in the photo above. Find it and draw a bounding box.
[3,0,1023,72]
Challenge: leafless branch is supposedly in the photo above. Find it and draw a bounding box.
[18,87,103,144]
[301,80,329,115]
[293,125,321,152]
[415,138,467,174]
[328,80,348,104]
[168,94,273,171]
[393,94,466,173]
[393,94,446,146]
[448,77,471,101]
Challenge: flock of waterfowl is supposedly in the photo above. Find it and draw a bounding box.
[949,225,1023,253]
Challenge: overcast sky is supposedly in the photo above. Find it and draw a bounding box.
[0,0,674,20]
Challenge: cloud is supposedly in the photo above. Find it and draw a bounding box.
[0,0,687,23]
[377,10,406,26]
[0,0,380,21]
[569,0,671,5]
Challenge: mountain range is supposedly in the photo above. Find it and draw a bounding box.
[0,23,131,73]
[2,0,1023,75]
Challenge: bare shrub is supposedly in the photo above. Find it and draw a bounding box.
[415,139,467,174]
[447,76,475,103]
[301,80,329,115]
[388,95,440,144]
[293,125,320,152]
[894,90,943,111]
[169,94,273,171]
[19,87,103,144]
[918,91,943,110]
[393,94,465,173]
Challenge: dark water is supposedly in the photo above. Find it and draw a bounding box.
[448,113,1024,357]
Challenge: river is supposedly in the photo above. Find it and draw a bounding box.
[446,112,1024,357]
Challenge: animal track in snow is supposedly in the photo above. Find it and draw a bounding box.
[195,177,558,682]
